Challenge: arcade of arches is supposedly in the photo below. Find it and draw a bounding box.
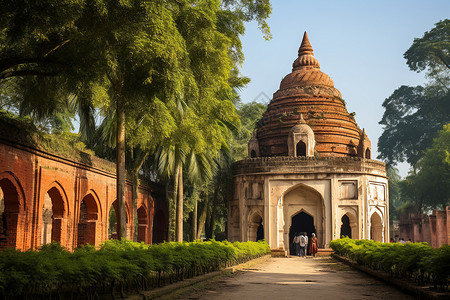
[228,32,389,252]
[0,138,168,251]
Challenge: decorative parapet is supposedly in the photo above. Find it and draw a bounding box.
[232,156,387,177]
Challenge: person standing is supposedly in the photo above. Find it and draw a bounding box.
[303,232,308,257]
[295,233,301,256]
[299,232,307,257]
[309,233,318,257]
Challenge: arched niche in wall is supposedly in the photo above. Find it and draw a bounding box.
[248,131,259,158]
[137,206,149,243]
[0,172,25,250]
[248,209,263,242]
[40,184,68,247]
[77,192,100,247]
[370,211,383,242]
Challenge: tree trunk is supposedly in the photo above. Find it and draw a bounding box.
[196,193,208,239]
[175,164,183,242]
[208,200,216,240]
[206,174,220,239]
[205,203,211,239]
[165,181,175,242]
[116,103,127,239]
[170,168,179,242]
[191,197,197,241]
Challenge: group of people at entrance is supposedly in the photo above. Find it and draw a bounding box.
[293,232,318,257]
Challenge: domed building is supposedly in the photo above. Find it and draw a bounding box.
[229,32,389,253]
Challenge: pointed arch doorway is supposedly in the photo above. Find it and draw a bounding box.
[289,211,316,255]
[282,184,324,254]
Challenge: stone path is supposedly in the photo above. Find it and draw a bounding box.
[177,256,413,300]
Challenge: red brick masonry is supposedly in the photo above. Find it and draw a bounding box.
[399,207,449,247]
[0,138,168,251]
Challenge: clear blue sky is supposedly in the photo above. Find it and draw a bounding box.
[238,0,450,177]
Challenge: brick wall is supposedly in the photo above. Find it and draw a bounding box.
[399,207,449,248]
[0,138,168,251]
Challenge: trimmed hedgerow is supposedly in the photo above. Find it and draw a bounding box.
[0,239,270,299]
[330,237,449,291]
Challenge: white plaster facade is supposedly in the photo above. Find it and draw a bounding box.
[228,157,389,250]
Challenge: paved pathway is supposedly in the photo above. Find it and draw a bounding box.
[178,256,413,300]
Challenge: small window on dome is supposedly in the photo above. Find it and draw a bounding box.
[365,148,371,159]
[296,141,306,157]
[251,150,257,158]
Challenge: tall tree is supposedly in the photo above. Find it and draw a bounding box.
[1,0,272,242]
[378,85,450,167]
[1,0,192,239]
[378,19,450,167]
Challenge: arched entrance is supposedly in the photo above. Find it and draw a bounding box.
[0,174,24,249]
[340,214,351,238]
[108,205,117,239]
[77,193,99,247]
[370,212,383,242]
[137,206,148,243]
[108,200,130,240]
[283,184,324,252]
[289,211,316,255]
[40,186,67,246]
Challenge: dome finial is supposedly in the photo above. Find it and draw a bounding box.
[298,113,306,124]
[293,31,320,70]
[298,31,313,56]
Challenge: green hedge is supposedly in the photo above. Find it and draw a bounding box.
[0,239,269,299]
[330,238,449,291]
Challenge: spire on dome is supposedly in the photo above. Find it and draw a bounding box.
[292,31,320,70]
[361,128,368,138]
[298,32,313,56]
[298,113,306,124]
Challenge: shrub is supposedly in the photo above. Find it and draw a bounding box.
[0,239,270,299]
[330,238,449,291]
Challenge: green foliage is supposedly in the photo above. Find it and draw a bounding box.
[378,19,450,167]
[231,100,266,161]
[0,239,269,299]
[378,85,450,167]
[398,124,450,211]
[0,109,99,162]
[404,19,450,82]
[330,238,449,291]
[0,0,273,242]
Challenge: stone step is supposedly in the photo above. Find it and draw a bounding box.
[270,249,288,257]
[271,248,334,258]
[317,248,334,256]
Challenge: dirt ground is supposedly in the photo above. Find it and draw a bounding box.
[176,256,413,300]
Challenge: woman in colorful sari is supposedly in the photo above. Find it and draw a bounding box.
[309,233,318,256]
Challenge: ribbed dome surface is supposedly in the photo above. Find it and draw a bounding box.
[256,32,362,157]
[280,68,334,89]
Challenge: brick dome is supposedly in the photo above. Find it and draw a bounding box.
[255,32,364,157]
